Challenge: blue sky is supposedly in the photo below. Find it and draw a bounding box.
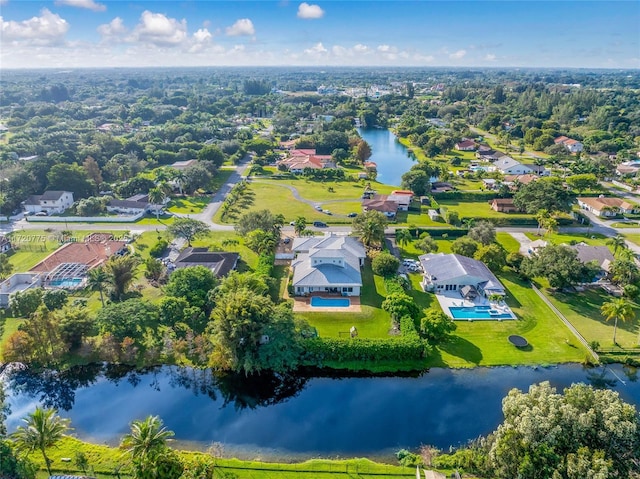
[1,1,638,69]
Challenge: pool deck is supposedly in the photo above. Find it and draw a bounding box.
[292,294,362,313]
[435,292,515,321]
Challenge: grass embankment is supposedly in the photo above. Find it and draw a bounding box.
[30,436,422,479]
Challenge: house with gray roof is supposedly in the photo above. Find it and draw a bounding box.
[568,243,615,278]
[174,247,239,278]
[291,234,365,296]
[419,253,505,297]
[23,191,74,215]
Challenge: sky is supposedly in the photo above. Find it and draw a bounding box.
[0,1,639,69]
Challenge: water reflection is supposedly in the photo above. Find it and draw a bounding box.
[6,364,309,412]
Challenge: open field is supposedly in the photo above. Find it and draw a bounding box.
[524,231,609,247]
[167,196,210,214]
[437,199,534,220]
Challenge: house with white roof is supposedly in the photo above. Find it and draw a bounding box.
[419,253,505,298]
[291,234,365,297]
[494,157,549,176]
[23,191,74,215]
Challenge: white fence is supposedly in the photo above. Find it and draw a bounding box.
[27,212,144,223]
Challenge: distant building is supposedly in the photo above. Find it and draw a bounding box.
[455,140,477,151]
[569,243,614,278]
[170,159,198,170]
[362,194,399,219]
[23,191,74,215]
[577,196,639,217]
[554,136,584,153]
[490,198,519,213]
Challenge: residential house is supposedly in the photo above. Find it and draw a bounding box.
[430,182,454,193]
[616,162,640,177]
[503,174,539,187]
[23,191,74,215]
[277,148,336,174]
[0,236,11,253]
[482,178,498,190]
[173,248,239,277]
[107,193,168,215]
[554,136,584,153]
[419,253,505,297]
[569,243,615,279]
[577,196,639,217]
[170,159,198,171]
[455,140,477,151]
[362,195,399,219]
[388,190,413,211]
[0,273,42,308]
[494,158,549,176]
[476,146,506,162]
[291,234,365,297]
[490,198,519,213]
[30,237,128,274]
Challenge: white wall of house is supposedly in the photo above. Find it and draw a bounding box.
[501,165,533,175]
[295,285,360,296]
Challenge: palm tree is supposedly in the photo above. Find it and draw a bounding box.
[121,415,174,463]
[395,228,413,249]
[11,407,71,476]
[601,297,635,345]
[87,267,109,307]
[148,187,166,220]
[293,216,307,236]
[535,209,550,236]
[104,255,140,301]
[607,234,628,257]
[173,171,187,196]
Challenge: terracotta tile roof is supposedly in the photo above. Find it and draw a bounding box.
[578,196,636,211]
[362,195,399,213]
[503,174,539,185]
[30,240,127,273]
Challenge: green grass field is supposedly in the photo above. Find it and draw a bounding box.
[27,436,421,479]
[167,196,211,214]
[545,288,640,350]
[437,199,534,220]
[430,271,588,368]
[524,231,609,247]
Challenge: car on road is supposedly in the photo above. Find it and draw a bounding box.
[347,212,358,217]
[322,209,332,215]
[314,204,322,211]
[283,237,291,244]
[34,212,48,216]
[313,221,327,227]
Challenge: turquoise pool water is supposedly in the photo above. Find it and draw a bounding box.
[449,306,512,320]
[49,278,83,288]
[310,297,351,307]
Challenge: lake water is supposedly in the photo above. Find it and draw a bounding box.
[357,128,415,186]
[4,363,640,460]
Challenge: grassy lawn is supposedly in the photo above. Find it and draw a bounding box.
[496,232,521,253]
[624,233,640,246]
[167,196,210,214]
[28,436,420,479]
[437,199,534,220]
[524,231,609,247]
[296,262,392,339]
[428,271,588,368]
[545,288,640,350]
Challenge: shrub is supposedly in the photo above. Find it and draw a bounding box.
[149,239,169,258]
[302,337,428,364]
[384,276,406,295]
[396,449,423,467]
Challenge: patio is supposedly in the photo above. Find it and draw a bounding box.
[433,290,516,321]
[292,293,362,313]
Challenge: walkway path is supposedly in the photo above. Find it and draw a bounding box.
[531,283,599,362]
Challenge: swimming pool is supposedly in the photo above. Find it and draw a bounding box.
[310,296,351,308]
[448,306,513,320]
[48,278,84,288]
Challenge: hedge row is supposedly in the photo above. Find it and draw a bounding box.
[432,191,497,201]
[414,227,468,238]
[301,337,427,364]
[255,253,275,277]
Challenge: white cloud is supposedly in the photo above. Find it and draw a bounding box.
[377,44,397,53]
[353,44,369,53]
[485,53,497,61]
[225,18,255,36]
[97,17,127,38]
[193,28,212,43]
[0,8,69,45]
[304,42,327,55]
[54,0,106,12]
[297,2,324,19]
[449,49,467,59]
[129,10,187,46]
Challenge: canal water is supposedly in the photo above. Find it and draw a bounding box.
[4,363,640,459]
[357,128,415,187]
